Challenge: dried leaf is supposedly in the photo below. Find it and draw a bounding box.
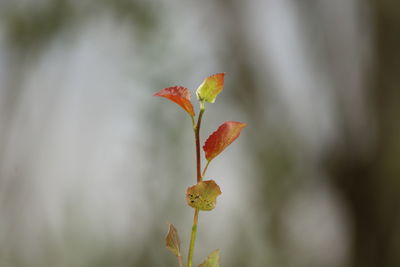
[203,121,246,161]
[165,224,181,257]
[154,86,195,116]
[198,249,220,267]
[196,73,225,103]
[186,180,222,211]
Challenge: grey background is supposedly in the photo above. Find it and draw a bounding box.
[0,0,399,267]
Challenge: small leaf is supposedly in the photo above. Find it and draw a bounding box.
[198,249,220,267]
[196,73,225,103]
[154,86,195,116]
[203,121,246,161]
[186,180,221,211]
[165,224,181,257]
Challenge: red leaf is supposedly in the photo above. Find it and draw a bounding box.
[203,121,246,161]
[154,86,195,116]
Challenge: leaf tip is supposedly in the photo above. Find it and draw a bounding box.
[198,249,221,267]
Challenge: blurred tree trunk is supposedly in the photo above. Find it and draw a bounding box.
[326,1,400,267]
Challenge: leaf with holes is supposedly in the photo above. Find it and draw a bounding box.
[196,73,225,103]
[154,86,195,116]
[198,249,220,267]
[204,121,246,161]
[186,180,221,211]
[165,224,181,258]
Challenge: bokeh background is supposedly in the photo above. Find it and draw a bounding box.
[0,0,399,266]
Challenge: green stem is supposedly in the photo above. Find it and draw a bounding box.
[187,208,199,267]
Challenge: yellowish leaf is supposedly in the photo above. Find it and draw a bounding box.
[186,180,221,211]
[196,73,225,103]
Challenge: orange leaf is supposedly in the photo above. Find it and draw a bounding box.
[203,121,246,161]
[154,86,195,116]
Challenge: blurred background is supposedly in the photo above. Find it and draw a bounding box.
[0,0,399,266]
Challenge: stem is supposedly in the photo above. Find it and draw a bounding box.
[187,208,199,267]
[187,102,205,267]
[195,104,205,182]
[201,160,211,178]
